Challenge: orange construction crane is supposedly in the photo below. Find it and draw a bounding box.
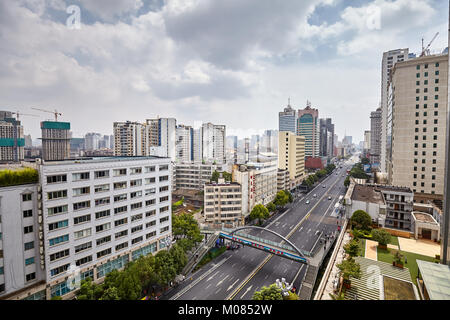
[420,32,439,57]
[31,107,62,121]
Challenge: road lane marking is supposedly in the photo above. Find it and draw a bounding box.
[227,279,240,292]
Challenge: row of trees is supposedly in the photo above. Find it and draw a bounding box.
[344,162,370,187]
[76,213,203,300]
[211,170,232,183]
[249,190,293,225]
[302,164,336,188]
[0,168,39,187]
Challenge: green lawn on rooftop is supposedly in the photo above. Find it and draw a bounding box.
[388,236,399,246]
[376,247,438,286]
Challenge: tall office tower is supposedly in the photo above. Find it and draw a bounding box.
[278,131,305,187]
[113,121,146,156]
[381,49,410,172]
[175,124,193,163]
[40,121,71,161]
[201,123,226,164]
[226,135,238,164]
[244,137,250,163]
[389,53,448,196]
[145,118,176,162]
[99,135,111,149]
[370,108,382,165]
[38,157,172,299]
[84,133,102,151]
[364,130,371,156]
[192,128,203,163]
[0,112,25,162]
[261,130,278,154]
[25,135,32,148]
[297,101,320,157]
[279,101,297,134]
[319,118,334,158]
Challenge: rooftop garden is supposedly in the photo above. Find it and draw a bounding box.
[0,168,39,187]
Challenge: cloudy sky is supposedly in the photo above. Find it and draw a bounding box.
[0,0,448,143]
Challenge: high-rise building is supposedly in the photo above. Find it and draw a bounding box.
[145,118,176,161]
[0,112,25,162]
[40,121,71,161]
[261,130,278,154]
[278,102,297,134]
[319,118,334,158]
[84,133,102,151]
[297,101,320,158]
[201,123,226,164]
[370,108,382,165]
[175,125,193,163]
[389,53,448,196]
[113,121,146,157]
[363,130,371,157]
[381,49,410,172]
[278,131,305,188]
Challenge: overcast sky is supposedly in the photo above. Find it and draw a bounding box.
[0,0,448,143]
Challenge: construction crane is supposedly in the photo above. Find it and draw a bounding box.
[420,32,439,57]
[11,111,39,120]
[31,107,62,121]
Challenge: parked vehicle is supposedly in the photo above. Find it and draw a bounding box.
[305,200,310,204]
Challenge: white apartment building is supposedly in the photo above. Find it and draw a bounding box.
[201,123,226,164]
[278,131,305,188]
[175,125,193,163]
[389,53,448,196]
[174,163,227,191]
[232,161,278,217]
[380,48,410,172]
[204,178,242,229]
[146,118,176,162]
[0,181,46,299]
[113,121,146,157]
[37,156,172,299]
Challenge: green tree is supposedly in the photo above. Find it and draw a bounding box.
[344,176,350,188]
[337,258,361,282]
[116,271,142,300]
[76,277,103,300]
[169,243,188,274]
[249,204,270,225]
[266,202,276,212]
[172,213,203,244]
[283,291,299,300]
[283,190,293,203]
[211,170,220,182]
[273,190,289,207]
[371,229,391,246]
[350,210,372,231]
[100,287,120,300]
[252,283,283,300]
[344,239,360,257]
[154,250,177,287]
[361,157,370,165]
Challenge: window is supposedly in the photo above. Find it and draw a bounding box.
[26,272,36,281]
[48,190,67,200]
[72,172,90,181]
[159,196,169,202]
[115,242,128,251]
[96,235,111,246]
[114,181,127,190]
[24,241,34,251]
[146,231,156,239]
[48,205,68,216]
[160,226,169,234]
[435,70,439,75]
[159,165,169,171]
[160,206,169,213]
[131,236,143,245]
[75,241,92,253]
[73,200,90,211]
[145,188,156,195]
[25,257,35,266]
[49,234,69,246]
[114,206,127,215]
[50,249,70,262]
[159,176,169,182]
[96,222,111,233]
[436,62,440,67]
[96,248,111,259]
[74,228,92,240]
[145,177,156,185]
[48,220,68,231]
[131,213,143,222]
[114,218,128,227]
[113,169,127,176]
[130,179,142,187]
[146,199,156,206]
[73,186,90,197]
[114,194,127,202]
[50,264,69,277]
[94,170,109,179]
[94,184,110,193]
[159,186,169,193]
[95,197,110,206]
[74,214,91,225]
[22,193,32,201]
[131,202,143,210]
[24,225,33,234]
[160,216,169,223]
[95,209,110,220]
[47,175,67,184]
[145,166,155,173]
[131,225,143,233]
[146,220,156,228]
[130,167,142,175]
[130,191,142,199]
[115,229,128,239]
[434,103,439,108]
[75,255,92,267]
[146,210,156,217]
[23,209,33,218]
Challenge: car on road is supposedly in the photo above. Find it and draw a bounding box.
[322,185,326,188]
[305,200,310,204]
[313,194,317,197]
[328,196,332,200]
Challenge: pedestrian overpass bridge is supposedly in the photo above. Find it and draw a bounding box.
[219,226,311,264]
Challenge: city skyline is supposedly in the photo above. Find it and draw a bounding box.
[0,0,448,142]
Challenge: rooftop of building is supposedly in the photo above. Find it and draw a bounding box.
[367,184,413,194]
[416,260,450,300]
[351,184,384,205]
[41,156,170,166]
[411,212,437,224]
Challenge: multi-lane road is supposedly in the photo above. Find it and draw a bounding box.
[167,159,354,300]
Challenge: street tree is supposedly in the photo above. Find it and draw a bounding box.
[249,204,270,225]
[252,283,283,300]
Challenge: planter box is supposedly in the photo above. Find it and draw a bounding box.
[378,244,387,250]
[393,262,404,269]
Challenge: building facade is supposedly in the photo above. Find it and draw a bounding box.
[173,163,226,190]
[0,114,25,163]
[278,131,305,188]
[278,103,297,134]
[370,108,382,166]
[297,102,320,157]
